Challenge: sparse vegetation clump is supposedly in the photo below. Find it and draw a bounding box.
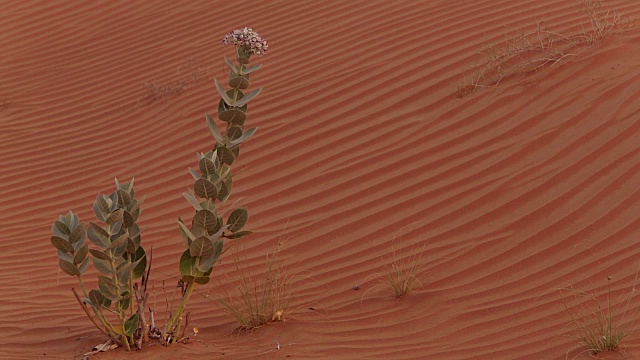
[561,270,640,357]
[385,242,424,298]
[361,229,426,301]
[48,27,268,352]
[457,0,633,97]
[214,241,295,331]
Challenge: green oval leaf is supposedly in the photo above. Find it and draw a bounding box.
[194,178,218,200]
[217,177,232,202]
[227,207,249,232]
[89,289,104,308]
[193,209,217,234]
[89,248,110,260]
[57,249,73,263]
[229,73,250,89]
[93,195,110,222]
[197,240,224,272]
[123,210,135,228]
[59,259,80,276]
[98,275,117,300]
[216,146,236,165]
[131,247,147,279]
[179,249,196,277]
[106,209,124,227]
[51,236,74,253]
[87,222,110,248]
[73,244,89,265]
[109,231,128,250]
[117,263,131,286]
[124,313,139,336]
[218,108,247,124]
[93,257,112,275]
[69,222,86,244]
[199,157,216,176]
[53,221,70,237]
[116,189,132,208]
[190,236,214,258]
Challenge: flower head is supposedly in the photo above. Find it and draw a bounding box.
[222,27,268,55]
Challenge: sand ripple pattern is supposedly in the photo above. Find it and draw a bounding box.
[1,1,640,359]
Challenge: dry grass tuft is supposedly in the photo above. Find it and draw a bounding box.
[215,241,296,331]
[362,228,427,301]
[384,241,425,298]
[561,268,640,358]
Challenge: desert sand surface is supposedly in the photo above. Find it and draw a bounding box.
[2,1,640,359]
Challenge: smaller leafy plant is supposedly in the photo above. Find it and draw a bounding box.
[561,270,640,357]
[50,179,149,351]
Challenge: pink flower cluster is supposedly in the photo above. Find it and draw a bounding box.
[222,27,268,55]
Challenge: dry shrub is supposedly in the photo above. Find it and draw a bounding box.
[215,241,296,331]
[457,0,633,97]
[362,228,427,301]
[384,241,425,298]
[579,0,633,43]
[561,269,640,358]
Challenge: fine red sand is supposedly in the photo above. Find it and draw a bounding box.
[2,1,640,359]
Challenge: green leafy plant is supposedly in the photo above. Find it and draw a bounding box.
[162,27,267,344]
[50,179,148,351]
[49,27,268,351]
[561,270,640,358]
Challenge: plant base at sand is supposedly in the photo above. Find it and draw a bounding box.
[561,271,640,357]
[214,241,294,331]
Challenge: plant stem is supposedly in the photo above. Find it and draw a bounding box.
[164,280,196,343]
[78,276,119,338]
[109,249,131,351]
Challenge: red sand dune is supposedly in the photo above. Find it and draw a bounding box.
[2,1,640,359]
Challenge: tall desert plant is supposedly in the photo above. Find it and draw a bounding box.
[162,27,267,344]
[50,178,149,351]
